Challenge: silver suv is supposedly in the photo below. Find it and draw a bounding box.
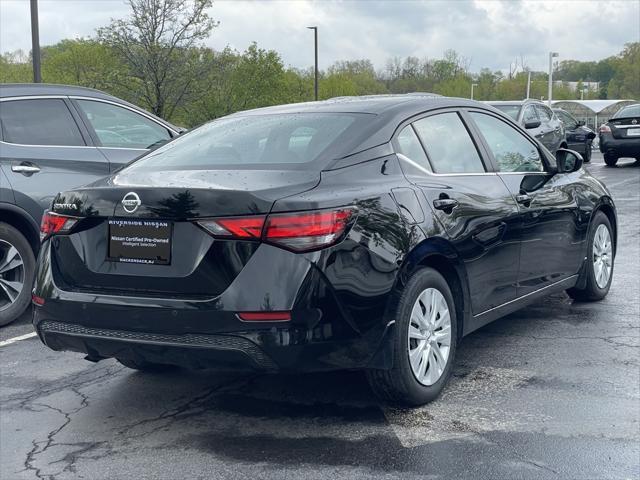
[487,100,567,153]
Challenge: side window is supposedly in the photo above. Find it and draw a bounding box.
[0,99,85,146]
[470,112,544,173]
[396,125,431,172]
[522,106,538,124]
[76,100,171,149]
[535,105,552,122]
[413,112,485,174]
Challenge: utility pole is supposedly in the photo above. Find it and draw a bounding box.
[30,0,42,83]
[307,26,318,101]
[548,51,558,107]
[470,83,478,100]
[526,71,531,99]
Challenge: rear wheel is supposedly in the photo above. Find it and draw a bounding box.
[366,268,457,406]
[604,155,618,167]
[567,211,614,301]
[583,144,592,163]
[0,223,35,327]
[117,357,175,372]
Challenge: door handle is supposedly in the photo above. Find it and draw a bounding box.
[516,193,532,205]
[11,164,41,174]
[433,198,458,212]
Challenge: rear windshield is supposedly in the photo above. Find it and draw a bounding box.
[126,113,366,171]
[492,105,521,121]
[613,105,640,118]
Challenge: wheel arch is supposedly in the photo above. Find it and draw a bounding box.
[392,237,471,340]
[594,197,617,255]
[0,203,40,255]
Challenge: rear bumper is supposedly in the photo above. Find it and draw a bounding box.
[599,134,640,157]
[33,239,397,372]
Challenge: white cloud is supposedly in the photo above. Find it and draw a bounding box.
[1,0,637,73]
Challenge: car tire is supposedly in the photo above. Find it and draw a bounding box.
[366,267,457,406]
[604,155,618,167]
[567,211,614,302]
[0,222,35,327]
[117,357,176,372]
[583,145,592,163]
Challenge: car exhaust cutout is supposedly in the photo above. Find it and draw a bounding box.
[197,207,356,252]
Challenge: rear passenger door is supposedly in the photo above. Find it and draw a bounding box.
[71,98,173,170]
[395,110,521,317]
[467,110,583,296]
[0,97,110,223]
[534,104,562,152]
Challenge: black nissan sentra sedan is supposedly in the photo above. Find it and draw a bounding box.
[32,95,616,406]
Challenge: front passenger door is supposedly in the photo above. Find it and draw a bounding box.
[468,111,583,297]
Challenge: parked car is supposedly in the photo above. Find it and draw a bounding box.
[488,100,566,153]
[32,95,616,406]
[599,103,640,166]
[553,108,596,162]
[0,83,181,326]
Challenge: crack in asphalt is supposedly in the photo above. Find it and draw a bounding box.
[116,374,256,441]
[22,388,102,480]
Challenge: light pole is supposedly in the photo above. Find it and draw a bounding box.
[526,71,531,99]
[307,26,318,101]
[548,51,558,107]
[470,83,478,100]
[30,0,41,83]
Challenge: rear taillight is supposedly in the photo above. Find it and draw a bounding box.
[197,207,355,252]
[198,215,266,239]
[599,124,611,133]
[40,211,79,241]
[264,208,354,252]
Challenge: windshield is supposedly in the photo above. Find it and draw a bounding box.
[492,105,521,121]
[126,113,367,171]
[614,104,640,118]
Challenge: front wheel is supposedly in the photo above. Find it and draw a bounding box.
[567,211,614,301]
[604,155,618,167]
[366,268,457,406]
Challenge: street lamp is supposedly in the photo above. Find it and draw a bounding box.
[307,26,318,101]
[30,0,41,83]
[471,83,478,100]
[548,51,559,107]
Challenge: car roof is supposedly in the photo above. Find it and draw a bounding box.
[231,94,479,117]
[0,83,178,130]
[485,99,545,106]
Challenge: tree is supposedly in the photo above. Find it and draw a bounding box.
[98,0,217,120]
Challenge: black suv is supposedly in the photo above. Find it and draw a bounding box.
[488,100,566,153]
[0,84,180,326]
[553,108,596,162]
[599,104,640,166]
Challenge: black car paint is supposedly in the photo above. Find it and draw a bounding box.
[553,108,596,157]
[32,96,616,373]
[599,106,640,160]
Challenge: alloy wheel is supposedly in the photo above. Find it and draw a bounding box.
[0,239,25,311]
[593,224,613,289]
[407,287,452,386]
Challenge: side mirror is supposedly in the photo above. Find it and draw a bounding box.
[524,119,541,129]
[555,148,583,173]
[577,120,585,127]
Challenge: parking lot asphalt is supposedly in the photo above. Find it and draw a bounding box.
[1,153,638,480]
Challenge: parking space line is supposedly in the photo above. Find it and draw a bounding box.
[0,332,37,347]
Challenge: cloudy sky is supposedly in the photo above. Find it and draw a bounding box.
[1,0,638,73]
